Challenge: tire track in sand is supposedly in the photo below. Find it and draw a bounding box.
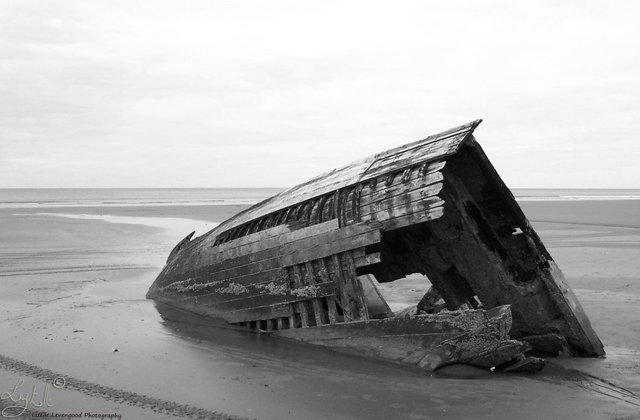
[0,354,250,420]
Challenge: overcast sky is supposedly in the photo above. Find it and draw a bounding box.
[1,0,638,188]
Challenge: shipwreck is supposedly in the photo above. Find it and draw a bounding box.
[147,119,604,372]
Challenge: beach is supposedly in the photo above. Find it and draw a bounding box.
[1,189,639,419]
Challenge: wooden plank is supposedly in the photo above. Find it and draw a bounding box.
[360,194,444,224]
[368,204,445,231]
[359,161,444,201]
[263,213,278,230]
[359,171,444,206]
[351,247,366,259]
[354,185,363,223]
[224,303,293,323]
[170,219,347,286]
[281,229,381,267]
[290,264,310,328]
[297,201,311,227]
[211,281,335,310]
[372,120,479,162]
[361,134,466,182]
[304,261,327,326]
[214,221,374,274]
[341,251,370,321]
[361,183,443,220]
[205,266,284,291]
[203,219,339,266]
[359,274,393,318]
[310,195,328,225]
[198,254,287,286]
[157,267,285,300]
[183,222,379,291]
[360,182,443,218]
[322,195,334,221]
[364,149,456,183]
[363,139,458,171]
[337,188,348,227]
[275,208,290,225]
[365,150,448,182]
[329,253,354,322]
[193,219,335,270]
[345,188,356,225]
[162,273,283,307]
[338,251,360,320]
[317,258,338,324]
[354,252,381,268]
[325,296,338,324]
[367,131,465,168]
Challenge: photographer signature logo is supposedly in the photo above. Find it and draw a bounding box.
[1,377,65,418]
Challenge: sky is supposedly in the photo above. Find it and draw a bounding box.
[1,0,639,189]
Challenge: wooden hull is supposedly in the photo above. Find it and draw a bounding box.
[274,305,535,371]
[147,120,604,371]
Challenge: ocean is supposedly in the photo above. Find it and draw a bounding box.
[1,187,639,210]
[0,188,284,209]
[511,188,640,201]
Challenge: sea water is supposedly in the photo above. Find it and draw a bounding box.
[0,188,283,209]
[1,187,640,210]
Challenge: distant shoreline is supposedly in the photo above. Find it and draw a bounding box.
[1,187,640,210]
[512,188,640,201]
[515,195,640,201]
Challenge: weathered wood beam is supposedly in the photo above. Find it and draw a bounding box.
[205,219,339,265]
[303,261,328,326]
[167,221,377,292]
[360,183,443,220]
[224,303,293,324]
[211,281,335,310]
[317,258,338,324]
[354,252,382,268]
[359,171,443,207]
[360,195,444,225]
[340,251,370,321]
[290,264,311,327]
[329,253,354,322]
[368,204,444,231]
[280,229,381,267]
[361,133,468,181]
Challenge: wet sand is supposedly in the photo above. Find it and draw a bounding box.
[1,201,640,419]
